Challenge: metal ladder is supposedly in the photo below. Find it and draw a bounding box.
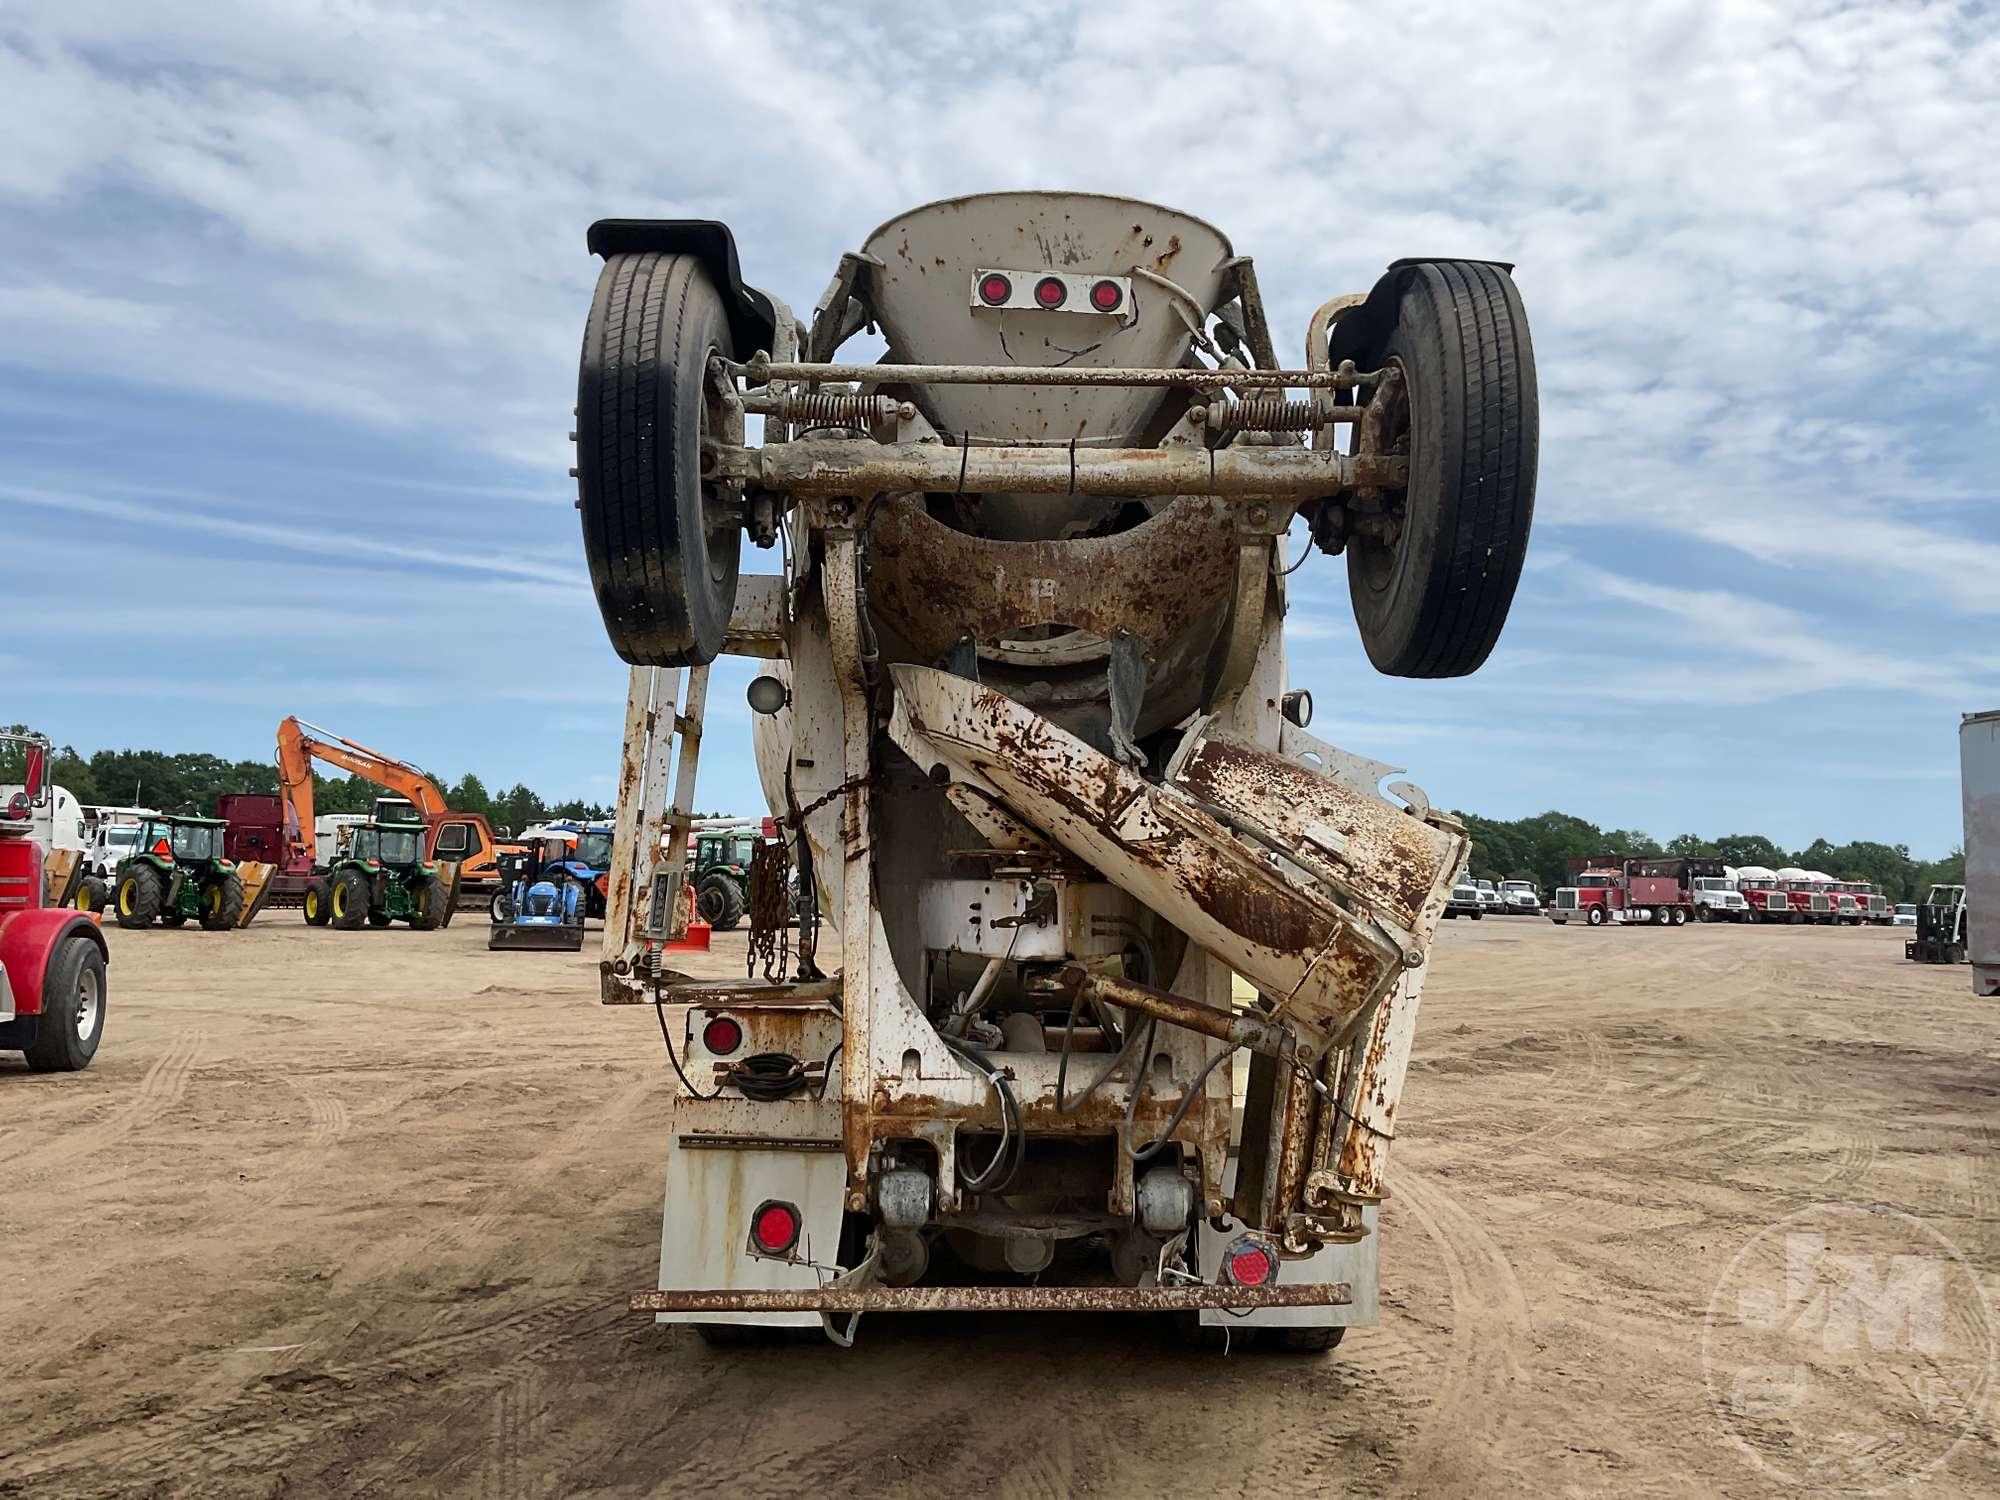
[601,664,708,1004]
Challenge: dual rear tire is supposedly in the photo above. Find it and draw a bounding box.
[1344,262,1538,678]
[577,253,740,668]
[24,934,105,1073]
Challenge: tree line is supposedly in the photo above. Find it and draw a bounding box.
[1456,809,1965,906]
[6,727,1964,896]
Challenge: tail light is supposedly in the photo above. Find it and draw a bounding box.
[1222,1236,1277,1288]
[1089,279,1123,312]
[978,272,1012,306]
[748,1199,802,1257]
[701,1014,743,1056]
[1033,276,1068,309]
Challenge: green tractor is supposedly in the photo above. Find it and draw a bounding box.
[112,814,243,931]
[691,827,762,931]
[316,821,448,931]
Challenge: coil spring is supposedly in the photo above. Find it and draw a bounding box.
[780,390,899,429]
[1213,397,1319,434]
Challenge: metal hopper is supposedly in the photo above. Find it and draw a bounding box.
[860,191,1234,449]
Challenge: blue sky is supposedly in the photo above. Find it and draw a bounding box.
[2,0,1994,856]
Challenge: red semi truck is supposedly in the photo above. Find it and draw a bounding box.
[1549,855,1720,927]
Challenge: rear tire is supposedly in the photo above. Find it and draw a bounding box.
[577,252,741,667]
[24,935,105,1073]
[698,874,745,931]
[199,872,244,930]
[114,866,162,929]
[329,869,369,931]
[1670,905,1687,927]
[1269,1325,1346,1354]
[1346,262,1537,677]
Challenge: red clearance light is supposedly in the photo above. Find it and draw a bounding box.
[702,1014,744,1055]
[1223,1238,1276,1288]
[1089,279,1123,312]
[1034,276,1067,309]
[978,273,1012,306]
[750,1199,801,1256]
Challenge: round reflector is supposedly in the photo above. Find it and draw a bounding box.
[1224,1238,1276,1287]
[751,1200,801,1256]
[978,273,1012,306]
[1089,279,1123,312]
[1034,276,1068,309]
[702,1014,743,1056]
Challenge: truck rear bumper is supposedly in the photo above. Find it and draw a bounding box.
[633,1282,1350,1314]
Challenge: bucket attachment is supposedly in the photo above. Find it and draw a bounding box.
[488,920,585,953]
[887,666,1463,1050]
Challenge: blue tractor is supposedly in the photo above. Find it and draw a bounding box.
[488,835,586,952]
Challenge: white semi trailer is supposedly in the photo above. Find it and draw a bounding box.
[1965,709,1998,997]
[580,193,1537,1345]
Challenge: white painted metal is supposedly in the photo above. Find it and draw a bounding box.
[1964,709,1999,996]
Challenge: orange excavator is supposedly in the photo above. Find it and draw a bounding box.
[274,718,520,908]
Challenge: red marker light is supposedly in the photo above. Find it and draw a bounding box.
[1223,1237,1276,1287]
[702,1014,744,1056]
[1034,276,1068,309]
[978,273,1012,306]
[750,1200,801,1256]
[1089,279,1123,312]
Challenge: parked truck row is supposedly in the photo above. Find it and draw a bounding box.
[1547,856,1897,928]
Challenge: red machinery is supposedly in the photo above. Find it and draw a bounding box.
[0,731,109,1071]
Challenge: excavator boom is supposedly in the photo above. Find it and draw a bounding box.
[274,717,515,895]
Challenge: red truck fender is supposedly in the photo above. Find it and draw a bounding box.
[0,908,108,1016]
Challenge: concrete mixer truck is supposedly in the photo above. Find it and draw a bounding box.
[578,193,1536,1347]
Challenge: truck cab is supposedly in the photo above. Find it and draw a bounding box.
[1691,875,1747,921]
[1550,869,1624,925]
[1499,879,1540,914]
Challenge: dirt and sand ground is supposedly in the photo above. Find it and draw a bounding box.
[3,914,1996,1497]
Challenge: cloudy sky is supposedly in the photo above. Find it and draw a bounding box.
[3,0,1994,855]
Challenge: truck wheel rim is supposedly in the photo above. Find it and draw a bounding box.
[74,966,101,1042]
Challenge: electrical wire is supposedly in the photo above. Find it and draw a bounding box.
[1055,985,1147,1115]
[1122,1026,1237,1166]
[654,990,721,1101]
[731,1051,809,1101]
[941,1032,1024,1195]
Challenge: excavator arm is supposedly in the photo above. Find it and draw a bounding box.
[274,717,456,867]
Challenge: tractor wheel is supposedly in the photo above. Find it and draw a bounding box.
[329,869,369,931]
[490,889,514,923]
[199,872,244,931]
[303,879,331,926]
[24,934,106,1073]
[367,910,393,928]
[577,252,741,667]
[75,876,108,914]
[114,866,162,929]
[1268,1325,1346,1354]
[409,875,447,931]
[697,874,745,931]
[1345,262,1537,678]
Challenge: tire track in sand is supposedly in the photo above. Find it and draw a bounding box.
[20,1028,206,1171]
